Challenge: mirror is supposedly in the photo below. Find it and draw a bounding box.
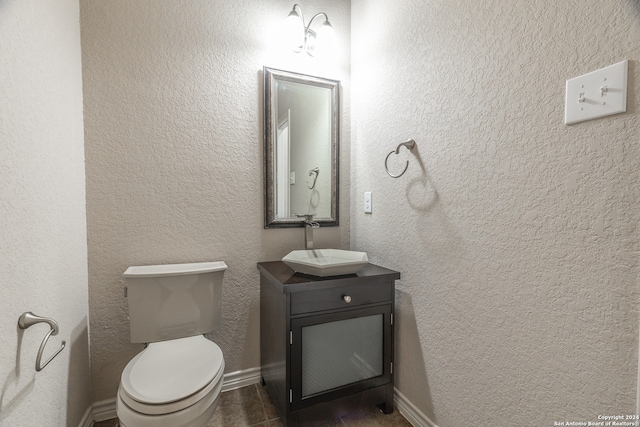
[263,67,339,228]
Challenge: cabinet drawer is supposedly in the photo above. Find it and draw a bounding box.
[290,282,392,315]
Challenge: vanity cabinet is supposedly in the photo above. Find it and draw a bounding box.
[258,261,400,426]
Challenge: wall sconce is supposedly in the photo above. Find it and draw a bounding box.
[284,4,335,57]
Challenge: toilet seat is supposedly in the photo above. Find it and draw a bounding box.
[119,335,224,415]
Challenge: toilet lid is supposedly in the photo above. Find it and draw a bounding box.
[120,335,224,405]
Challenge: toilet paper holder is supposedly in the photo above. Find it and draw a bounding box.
[18,311,66,372]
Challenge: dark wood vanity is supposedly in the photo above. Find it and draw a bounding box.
[258,261,400,426]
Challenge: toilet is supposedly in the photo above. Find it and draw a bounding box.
[116,261,227,427]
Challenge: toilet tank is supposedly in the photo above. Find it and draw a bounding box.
[123,261,227,343]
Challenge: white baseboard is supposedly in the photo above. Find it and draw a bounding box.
[91,397,117,423]
[394,388,438,427]
[78,405,94,427]
[84,367,262,426]
[221,366,261,392]
[84,370,435,427]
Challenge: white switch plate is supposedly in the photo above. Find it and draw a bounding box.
[364,192,372,213]
[565,60,628,125]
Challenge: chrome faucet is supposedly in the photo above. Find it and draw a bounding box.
[296,214,320,249]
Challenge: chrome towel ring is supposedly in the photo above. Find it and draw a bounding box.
[18,312,66,372]
[307,167,319,189]
[385,139,416,178]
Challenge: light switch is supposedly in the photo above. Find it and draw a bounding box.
[565,60,628,125]
[364,192,372,213]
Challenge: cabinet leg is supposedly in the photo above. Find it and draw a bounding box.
[377,384,394,414]
[261,376,266,386]
[377,401,394,414]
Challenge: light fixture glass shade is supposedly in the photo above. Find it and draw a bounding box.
[284,9,304,52]
[313,20,336,57]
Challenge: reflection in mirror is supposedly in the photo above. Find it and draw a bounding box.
[264,67,339,228]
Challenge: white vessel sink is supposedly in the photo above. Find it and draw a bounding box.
[282,249,369,277]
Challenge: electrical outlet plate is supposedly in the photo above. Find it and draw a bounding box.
[565,60,628,125]
[364,192,372,213]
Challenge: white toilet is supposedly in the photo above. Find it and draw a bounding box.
[116,261,227,427]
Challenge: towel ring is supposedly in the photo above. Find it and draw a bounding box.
[307,167,319,189]
[385,139,416,178]
[18,311,66,372]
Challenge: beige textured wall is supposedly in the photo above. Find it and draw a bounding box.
[0,1,91,425]
[351,1,639,426]
[80,0,350,403]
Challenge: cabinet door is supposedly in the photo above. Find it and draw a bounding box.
[290,304,392,411]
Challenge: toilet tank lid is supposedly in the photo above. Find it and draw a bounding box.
[123,261,227,278]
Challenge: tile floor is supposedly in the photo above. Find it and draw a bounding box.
[94,383,412,427]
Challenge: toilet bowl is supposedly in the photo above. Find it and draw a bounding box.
[117,336,224,427]
[117,262,227,427]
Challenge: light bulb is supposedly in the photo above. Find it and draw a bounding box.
[313,20,336,57]
[284,9,304,52]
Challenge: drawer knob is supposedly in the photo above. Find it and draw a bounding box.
[342,295,352,303]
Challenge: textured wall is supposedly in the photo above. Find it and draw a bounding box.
[80,0,350,403]
[351,0,639,426]
[0,1,91,425]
